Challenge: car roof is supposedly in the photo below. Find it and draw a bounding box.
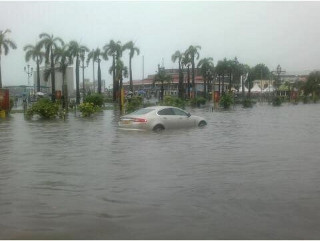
[144,106,181,110]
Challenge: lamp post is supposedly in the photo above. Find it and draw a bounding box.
[24,65,33,100]
[24,64,33,86]
[272,64,286,96]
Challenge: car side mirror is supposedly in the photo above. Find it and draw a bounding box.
[187,113,191,117]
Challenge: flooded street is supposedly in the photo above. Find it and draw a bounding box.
[1,103,320,239]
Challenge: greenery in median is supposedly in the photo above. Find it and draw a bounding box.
[219,93,234,109]
[84,94,104,107]
[26,98,59,119]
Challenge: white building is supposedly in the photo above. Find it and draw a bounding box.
[33,65,74,96]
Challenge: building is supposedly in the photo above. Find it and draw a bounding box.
[33,65,74,96]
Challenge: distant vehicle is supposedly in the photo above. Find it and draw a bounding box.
[118,106,207,132]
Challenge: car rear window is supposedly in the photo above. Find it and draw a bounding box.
[131,108,154,115]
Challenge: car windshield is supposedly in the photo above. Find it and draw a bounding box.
[130,108,154,115]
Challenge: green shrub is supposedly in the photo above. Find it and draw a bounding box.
[79,102,99,117]
[242,98,253,108]
[26,99,59,119]
[126,96,143,113]
[162,96,186,109]
[190,97,207,107]
[84,94,104,107]
[219,93,234,109]
[272,96,282,106]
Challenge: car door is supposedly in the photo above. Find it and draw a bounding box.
[157,108,176,129]
[171,107,195,128]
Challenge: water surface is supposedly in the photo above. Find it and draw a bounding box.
[1,103,320,239]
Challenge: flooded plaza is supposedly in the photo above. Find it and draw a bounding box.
[1,103,320,239]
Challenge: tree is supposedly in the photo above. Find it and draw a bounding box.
[252,63,270,90]
[87,48,104,94]
[38,33,64,102]
[215,59,229,94]
[123,41,140,92]
[182,54,191,99]
[303,71,320,99]
[114,59,128,111]
[0,29,17,88]
[185,45,201,98]
[24,42,45,92]
[104,40,122,101]
[197,57,214,98]
[154,66,172,101]
[68,41,89,104]
[54,44,72,109]
[172,50,185,99]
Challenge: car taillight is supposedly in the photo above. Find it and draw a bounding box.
[133,118,147,123]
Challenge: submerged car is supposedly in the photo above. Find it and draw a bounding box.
[118,106,207,131]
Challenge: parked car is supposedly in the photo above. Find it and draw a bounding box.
[118,106,207,131]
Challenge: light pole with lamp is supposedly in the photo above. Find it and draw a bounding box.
[24,64,33,102]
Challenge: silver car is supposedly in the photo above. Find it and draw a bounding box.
[118,106,207,131]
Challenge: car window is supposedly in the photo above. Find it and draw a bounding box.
[172,108,188,116]
[157,108,175,115]
[131,108,154,115]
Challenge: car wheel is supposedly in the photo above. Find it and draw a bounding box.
[198,121,207,127]
[153,124,165,132]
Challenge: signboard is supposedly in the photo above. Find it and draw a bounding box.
[0,89,10,111]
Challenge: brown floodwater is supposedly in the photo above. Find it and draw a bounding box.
[1,103,320,239]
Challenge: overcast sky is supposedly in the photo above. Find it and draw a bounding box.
[1,1,320,87]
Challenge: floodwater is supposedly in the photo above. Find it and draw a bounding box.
[1,103,320,239]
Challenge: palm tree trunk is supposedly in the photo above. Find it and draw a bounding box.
[37,58,40,92]
[178,62,183,99]
[229,73,232,92]
[92,60,95,93]
[203,77,207,98]
[187,66,190,99]
[82,61,85,100]
[98,59,101,94]
[129,57,133,92]
[119,74,123,111]
[76,56,80,104]
[222,73,225,94]
[51,47,55,102]
[112,55,116,101]
[192,58,195,98]
[218,75,221,94]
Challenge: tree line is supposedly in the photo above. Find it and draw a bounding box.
[1,29,320,107]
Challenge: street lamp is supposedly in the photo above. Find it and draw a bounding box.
[24,64,33,86]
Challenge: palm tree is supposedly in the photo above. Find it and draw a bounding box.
[154,65,172,101]
[24,42,45,92]
[54,44,72,109]
[38,33,64,102]
[171,50,184,99]
[68,41,89,104]
[87,48,104,94]
[0,29,17,88]
[104,40,122,101]
[182,54,191,99]
[114,59,128,111]
[197,57,214,98]
[185,45,201,98]
[123,41,140,92]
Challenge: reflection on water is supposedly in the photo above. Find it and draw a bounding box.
[1,104,320,239]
